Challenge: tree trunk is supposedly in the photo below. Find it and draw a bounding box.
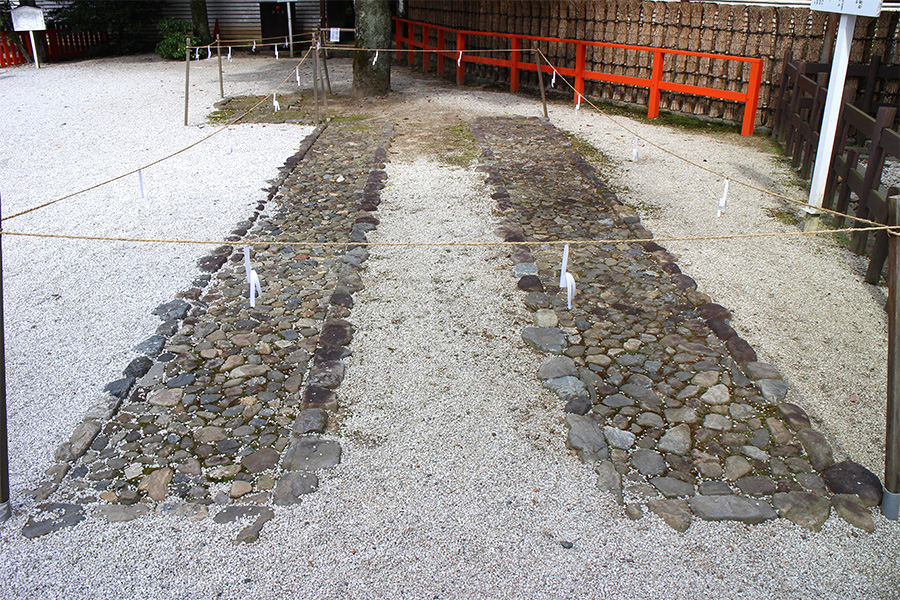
[353,0,391,97]
[190,0,212,45]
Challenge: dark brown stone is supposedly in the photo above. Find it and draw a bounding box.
[822,461,883,507]
[777,403,811,430]
[726,337,757,363]
[517,275,544,291]
[242,448,280,473]
[698,303,732,321]
[707,319,737,341]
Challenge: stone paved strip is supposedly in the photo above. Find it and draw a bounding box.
[470,116,883,532]
[23,121,393,537]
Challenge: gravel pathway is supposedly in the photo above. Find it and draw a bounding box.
[0,57,897,599]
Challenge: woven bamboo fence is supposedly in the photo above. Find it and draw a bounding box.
[404,0,900,129]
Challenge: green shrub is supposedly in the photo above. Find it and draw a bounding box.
[155,17,206,60]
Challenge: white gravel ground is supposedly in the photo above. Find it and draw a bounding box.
[0,57,897,599]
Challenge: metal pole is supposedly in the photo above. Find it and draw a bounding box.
[287,1,294,58]
[884,195,900,520]
[535,47,549,121]
[0,193,11,523]
[184,36,191,126]
[217,35,223,99]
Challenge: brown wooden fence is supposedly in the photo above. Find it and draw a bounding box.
[404,0,900,130]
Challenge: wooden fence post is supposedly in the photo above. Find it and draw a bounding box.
[884,195,900,520]
[648,50,664,119]
[216,35,224,99]
[574,42,585,104]
[510,36,521,93]
[184,36,190,126]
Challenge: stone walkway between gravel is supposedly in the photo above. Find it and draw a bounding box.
[22,116,885,540]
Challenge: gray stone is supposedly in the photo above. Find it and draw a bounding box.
[83,397,121,422]
[522,327,566,355]
[565,414,608,463]
[743,362,782,381]
[831,494,875,533]
[703,414,732,431]
[595,461,623,505]
[543,376,589,402]
[637,412,664,428]
[625,504,644,520]
[564,397,592,415]
[700,384,729,405]
[533,308,558,328]
[134,335,166,356]
[537,356,578,380]
[148,388,182,407]
[242,448,280,473]
[698,481,734,496]
[137,467,173,501]
[689,495,777,524]
[742,445,769,462]
[730,403,757,420]
[282,436,342,471]
[766,417,793,444]
[602,394,634,408]
[772,492,831,532]
[619,384,662,406]
[735,476,776,497]
[630,449,666,476]
[94,504,150,523]
[777,403,811,430]
[603,426,636,450]
[822,461,883,507]
[153,299,190,320]
[123,356,154,379]
[236,507,275,544]
[757,379,788,403]
[664,407,698,424]
[292,408,328,436]
[691,371,719,388]
[724,455,752,481]
[104,377,135,400]
[650,477,695,498]
[68,421,101,459]
[273,472,319,505]
[195,426,227,443]
[648,498,692,532]
[513,262,538,277]
[523,291,550,311]
[230,364,269,378]
[22,503,85,539]
[657,424,691,455]
[796,428,834,471]
[795,473,827,493]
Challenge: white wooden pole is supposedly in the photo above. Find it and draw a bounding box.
[28,30,39,69]
[808,13,856,210]
[287,1,294,58]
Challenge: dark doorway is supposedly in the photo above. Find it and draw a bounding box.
[260,2,294,42]
[323,0,354,29]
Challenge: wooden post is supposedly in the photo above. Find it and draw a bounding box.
[216,35,223,99]
[0,194,10,523]
[312,43,320,124]
[287,0,294,57]
[184,36,191,126]
[885,195,900,520]
[316,43,328,116]
[319,34,332,95]
[510,36,520,93]
[535,46,549,121]
[456,32,465,85]
[647,50,663,119]
[742,59,763,137]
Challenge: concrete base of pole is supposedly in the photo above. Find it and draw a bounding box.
[882,489,900,521]
[0,500,10,523]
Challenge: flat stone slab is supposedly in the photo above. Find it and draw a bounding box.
[273,472,319,505]
[282,436,342,471]
[543,376,589,402]
[242,448,280,473]
[831,494,875,533]
[650,476,695,498]
[648,498,692,532]
[565,414,608,463]
[822,460,883,507]
[292,408,329,435]
[689,495,777,524]
[94,504,150,523]
[772,491,831,532]
[522,327,566,355]
[22,503,85,539]
[537,356,578,380]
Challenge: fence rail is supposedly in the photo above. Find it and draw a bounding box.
[404,0,899,130]
[0,29,107,68]
[394,17,763,136]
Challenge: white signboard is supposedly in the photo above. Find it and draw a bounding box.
[810,0,883,18]
[330,28,340,43]
[11,6,46,32]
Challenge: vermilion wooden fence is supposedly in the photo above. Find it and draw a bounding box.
[0,29,107,67]
[394,17,763,136]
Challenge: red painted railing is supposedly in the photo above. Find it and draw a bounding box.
[0,29,107,68]
[394,18,764,137]
[0,32,28,67]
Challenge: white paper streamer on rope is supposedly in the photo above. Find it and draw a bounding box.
[295,66,301,87]
[226,129,233,154]
[372,50,379,66]
[565,272,576,310]
[206,45,211,59]
[284,37,288,48]
[272,92,280,112]
[138,169,149,209]
[252,40,256,52]
[632,137,640,162]
[316,39,321,51]
[717,178,729,218]
[559,243,569,288]
[227,47,232,62]
[274,46,279,60]
[550,70,556,88]
[243,246,252,285]
[249,269,262,307]
[194,47,200,60]
[457,51,462,67]
[575,93,582,114]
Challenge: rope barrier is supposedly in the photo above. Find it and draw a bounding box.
[1,225,893,248]
[533,48,889,232]
[1,46,315,224]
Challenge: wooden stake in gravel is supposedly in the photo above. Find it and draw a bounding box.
[535,46,549,121]
[184,37,191,126]
[217,35,223,99]
[885,195,900,520]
